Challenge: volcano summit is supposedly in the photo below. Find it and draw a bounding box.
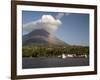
[23,29,68,46]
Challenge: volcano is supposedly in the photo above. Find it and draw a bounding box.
[23,29,68,46]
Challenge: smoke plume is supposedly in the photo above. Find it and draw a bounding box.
[23,15,61,34]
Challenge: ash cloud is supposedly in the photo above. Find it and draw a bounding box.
[23,15,61,34]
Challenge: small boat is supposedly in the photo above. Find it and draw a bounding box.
[62,53,66,59]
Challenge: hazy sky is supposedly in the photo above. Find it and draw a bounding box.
[22,11,89,46]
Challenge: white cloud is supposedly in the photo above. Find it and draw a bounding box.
[23,15,61,34]
[56,13,70,19]
[56,13,65,19]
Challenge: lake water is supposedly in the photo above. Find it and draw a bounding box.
[22,57,89,69]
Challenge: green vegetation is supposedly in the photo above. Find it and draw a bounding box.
[22,45,89,58]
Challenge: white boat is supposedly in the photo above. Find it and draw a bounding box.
[67,54,73,57]
[62,54,66,59]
